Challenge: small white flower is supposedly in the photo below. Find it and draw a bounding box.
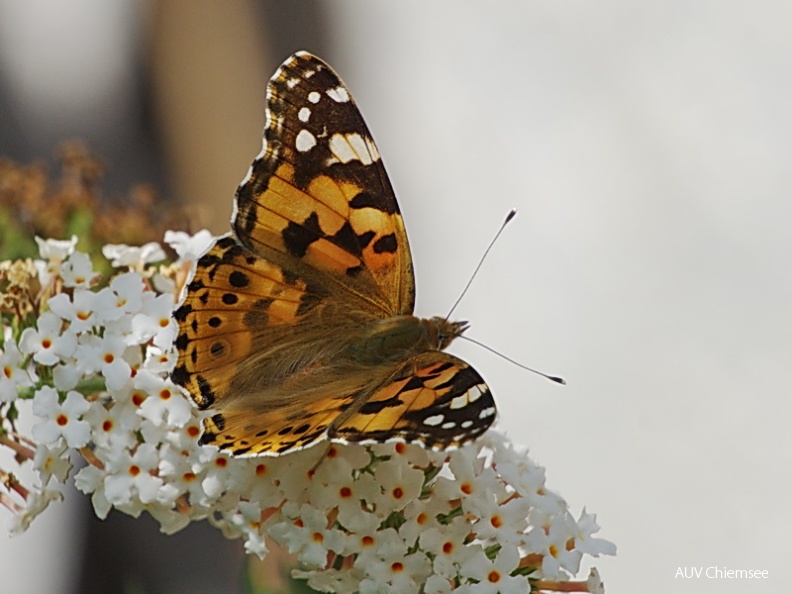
[157,443,208,506]
[495,449,564,515]
[35,235,78,261]
[95,272,146,323]
[32,259,52,287]
[470,492,531,546]
[233,457,287,509]
[31,387,91,448]
[75,333,132,391]
[103,242,166,268]
[164,229,214,261]
[19,311,76,365]
[338,510,381,558]
[424,574,453,594]
[398,497,452,545]
[227,500,268,558]
[141,345,176,374]
[360,551,430,594]
[270,502,347,568]
[33,443,73,485]
[104,442,164,505]
[131,292,176,349]
[6,488,64,536]
[52,363,80,390]
[435,445,504,508]
[0,338,34,402]
[60,252,98,288]
[372,458,425,516]
[523,511,581,578]
[351,526,405,568]
[198,447,236,500]
[311,456,379,518]
[148,505,192,534]
[573,509,617,557]
[85,399,138,451]
[458,544,525,594]
[419,517,478,578]
[135,370,193,428]
[74,463,112,519]
[48,290,99,334]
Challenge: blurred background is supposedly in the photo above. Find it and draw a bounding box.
[1,1,791,593]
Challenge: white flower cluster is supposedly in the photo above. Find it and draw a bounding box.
[0,233,614,594]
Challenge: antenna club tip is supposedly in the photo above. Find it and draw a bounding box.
[549,376,566,385]
[505,209,517,223]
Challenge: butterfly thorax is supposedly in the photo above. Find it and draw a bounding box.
[343,315,467,366]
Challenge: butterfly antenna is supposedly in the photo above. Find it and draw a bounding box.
[460,335,566,384]
[446,209,517,321]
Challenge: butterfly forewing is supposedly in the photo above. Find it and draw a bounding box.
[234,52,414,315]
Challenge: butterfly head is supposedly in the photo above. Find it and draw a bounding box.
[427,316,469,351]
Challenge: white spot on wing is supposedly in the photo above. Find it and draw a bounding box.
[424,414,444,426]
[450,394,468,410]
[441,421,456,429]
[326,86,350,103]
[328,134,357,164]
[286,78,299,88]
[347,133,371,162]
[461,420,473,429]
[327,133,379,166]
[296,129,317,152]
[479,407,496,419]
[365,136,381,162]
[308,91,321,104]
[469,384,486,402]
[298,107,311,122]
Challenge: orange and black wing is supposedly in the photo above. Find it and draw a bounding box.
[233,51,414,316]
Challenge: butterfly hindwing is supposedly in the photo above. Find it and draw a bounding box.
[331,353,496,449]
[172,234,328,408]
[234,51,414,316]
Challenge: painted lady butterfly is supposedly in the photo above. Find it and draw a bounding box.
[172,52,498,455]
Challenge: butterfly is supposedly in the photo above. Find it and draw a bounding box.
[171,51,497,456]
